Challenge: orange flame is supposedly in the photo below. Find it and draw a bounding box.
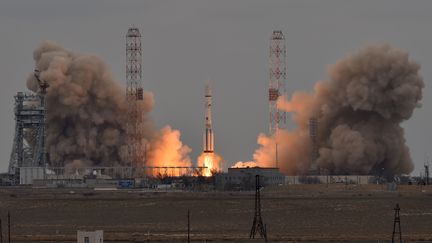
[144,126,192,177]
[197,152,223,176]
[231,161,258,168]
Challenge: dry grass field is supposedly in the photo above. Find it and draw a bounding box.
[0,184,431,242]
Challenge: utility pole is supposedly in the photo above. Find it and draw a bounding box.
[1,217,3,243]
[275,142,278,168]
[7,212,10,243]
[187,210,190,243]
[391,203,402,243]
[250,175,267,242]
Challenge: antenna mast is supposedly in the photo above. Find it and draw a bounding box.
[126,27,145,167]
[269,31,286,168]
[269,30,287,137]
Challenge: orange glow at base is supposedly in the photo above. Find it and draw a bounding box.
[197,152,223,177]
[231,161,259,168]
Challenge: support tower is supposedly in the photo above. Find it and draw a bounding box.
[126,27,145,167]
[8,70,49,183]
[268,30,287,136]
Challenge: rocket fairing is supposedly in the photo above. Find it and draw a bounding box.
[203,84,214,153]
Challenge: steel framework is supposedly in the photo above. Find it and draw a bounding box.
[8,93,45,181]
[268,30,287,137]
[391,203,402,243]
[250,175,267,241]
[126,27,145,167]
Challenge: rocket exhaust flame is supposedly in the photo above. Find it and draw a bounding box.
[198,152,223,177]
[237,45,424,176]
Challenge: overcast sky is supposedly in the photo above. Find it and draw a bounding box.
[0,0,431,175]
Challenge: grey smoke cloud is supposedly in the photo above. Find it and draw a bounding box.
[27,41,191,168]
[316,45,423,176]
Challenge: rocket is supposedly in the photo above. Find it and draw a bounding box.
[203,83,214,153]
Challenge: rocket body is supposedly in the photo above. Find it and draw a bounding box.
[203,84,214,153]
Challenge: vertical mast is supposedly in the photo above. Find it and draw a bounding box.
[126,27,144,167]
[269,30,287,168]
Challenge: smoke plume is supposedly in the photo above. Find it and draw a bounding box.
[146,126,192,167]
[244,45,424,176]
[27,41,191,169]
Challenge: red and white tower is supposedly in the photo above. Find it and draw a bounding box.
[126,27,145,167]
[268,30,287,137]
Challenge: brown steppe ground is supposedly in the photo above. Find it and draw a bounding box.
[0,184,431,242]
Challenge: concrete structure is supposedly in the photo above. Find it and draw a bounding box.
[215,167,284,190]
[77,230,103,243]
[19,167,44,184]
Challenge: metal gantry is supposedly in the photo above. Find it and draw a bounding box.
[268,30,287,137]
[33,70,49,167]
[8,70,49,183]
[8,92,47,183]
[126,27,145,167]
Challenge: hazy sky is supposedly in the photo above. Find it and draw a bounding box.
[0,0,431,175]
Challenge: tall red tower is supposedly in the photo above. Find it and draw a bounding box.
[126,27,145,167]
[268,30,287,137]
[268,30,286,167]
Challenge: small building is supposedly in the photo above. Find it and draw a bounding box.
[20,167,45,185]
[215,167,284,190]
[77,230,103,243]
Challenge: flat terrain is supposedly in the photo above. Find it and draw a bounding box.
[0,184,431,242]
